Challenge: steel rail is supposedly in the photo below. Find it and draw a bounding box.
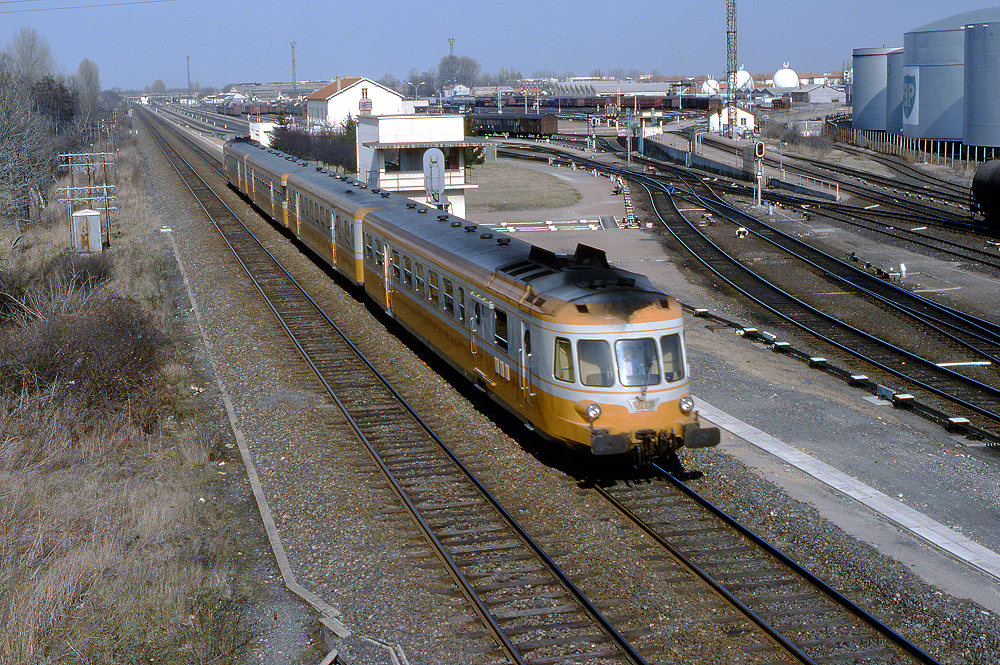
[141,108,650,665]
[651,465,945,665]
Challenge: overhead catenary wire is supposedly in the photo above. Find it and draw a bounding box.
[0,0,176,13]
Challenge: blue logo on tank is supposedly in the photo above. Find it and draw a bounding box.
[902,75,916,119]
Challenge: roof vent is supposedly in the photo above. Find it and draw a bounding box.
[618,277,636,287]
[497,237,511,246]
[588,278,606,288]
[437,214,449,221]
[372,188,381,193]
[345,190,354,194]
[480,232,493,239]
[380,192,390,198]
[465,225,477,232]
[451,221,462,227]
[417,208,427,213]
[360,184,368,189]
[406,203,416,209]
[315,166,323,171]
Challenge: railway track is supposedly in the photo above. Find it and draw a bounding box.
[695,133,970,215]
[142,110,949,664]
[498,141,1000,436]
[139,108,650,665]
[596,465,941,665]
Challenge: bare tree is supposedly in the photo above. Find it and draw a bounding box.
[0,59,52,232]
[5,27,54,85]
[73,58,101,125]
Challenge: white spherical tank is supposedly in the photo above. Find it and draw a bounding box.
[701,78,721,95]
[736,68,753,90]
[773,63,799,89]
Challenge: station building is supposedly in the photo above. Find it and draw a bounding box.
[305,77,404,131]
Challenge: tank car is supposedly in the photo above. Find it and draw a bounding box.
[971,159,1000,233]
[223,139,719,461]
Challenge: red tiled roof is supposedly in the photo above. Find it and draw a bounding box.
[305,77,363,101]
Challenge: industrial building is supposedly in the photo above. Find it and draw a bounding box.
[852,7,1000,148]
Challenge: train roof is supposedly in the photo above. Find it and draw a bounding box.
[226,139,673,320]
[226,138,395,213]
[364,204,668,316]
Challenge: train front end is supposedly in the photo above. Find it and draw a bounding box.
[531,291,719,460]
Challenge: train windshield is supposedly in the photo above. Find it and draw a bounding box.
[660,333,685,382]
[615,338,661,387]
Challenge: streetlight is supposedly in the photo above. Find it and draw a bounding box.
[408,80,426,100]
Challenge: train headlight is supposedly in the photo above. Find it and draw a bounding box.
[679,395,695,414]
[584,403,602,422]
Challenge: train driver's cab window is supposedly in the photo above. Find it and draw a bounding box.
[660,333,685,382]
[493,309,508,352]
[473,302,482,330]
[553,337,574,383]
[577,340,613,387]
[615,338,661,387]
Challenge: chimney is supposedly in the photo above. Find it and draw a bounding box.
[337,76,341,92]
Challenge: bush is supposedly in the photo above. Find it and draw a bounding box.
[762,122,832,151]
[0,293,167,429]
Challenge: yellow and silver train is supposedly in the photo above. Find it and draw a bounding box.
[224,139,719,459]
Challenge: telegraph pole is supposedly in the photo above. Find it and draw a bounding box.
[290,41,297,99]
[726,0,737,137]
[186,55,191,100]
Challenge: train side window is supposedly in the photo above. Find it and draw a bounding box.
[493,309,508,352]
[473,302,481,329]
[577,339,613,387]
[660,333,685,382]
[391,251,401,280]
[442,278,455,316]
[414,263,425,296]
[375,241,385,269]
[364,233,373,260]
[403,256,412,288]
[553,337,574,383]
[427,270,440,306]
[458,288,466,324]
[524,329,531,355]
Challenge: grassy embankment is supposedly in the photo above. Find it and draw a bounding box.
[0,127,248,663]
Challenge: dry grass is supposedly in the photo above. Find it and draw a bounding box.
[0,125,249,664]
[466,160,580,212]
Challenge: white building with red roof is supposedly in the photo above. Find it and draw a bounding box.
[305,76,404,130]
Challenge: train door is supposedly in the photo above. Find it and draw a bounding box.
[469,292,492,388]
[518,322,535,407]
[382,242,392,314]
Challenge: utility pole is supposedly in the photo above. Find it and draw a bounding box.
[186,55,191,100]
[290,41,297,99]
[449,37,455,56]
[726,0,737,137]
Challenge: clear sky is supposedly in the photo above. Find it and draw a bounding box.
[2,0,997,90]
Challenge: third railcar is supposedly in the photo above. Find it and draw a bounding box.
[223,138,719,460]
[471,113,557,138]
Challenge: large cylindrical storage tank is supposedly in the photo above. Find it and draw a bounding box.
[852,47,897,130]
[902,9,1000,139]
[885,48,905,134]
[964,21,1000,147]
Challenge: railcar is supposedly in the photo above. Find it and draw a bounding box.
[223,138,719,460]
[471,113,557,138]
[971,159,1000,233]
